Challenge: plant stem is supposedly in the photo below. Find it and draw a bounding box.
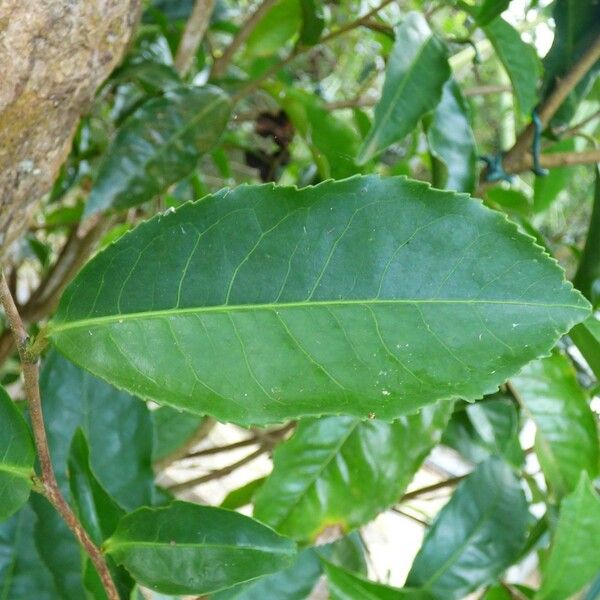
[210,0,279,78]
[400,473,467,501]
[0,271,119,600]
[174,0,216,76]
[231,0,397,102]
[502,32,600,174]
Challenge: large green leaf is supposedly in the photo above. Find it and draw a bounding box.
[473,0,511,26]
[406,458,529,598]
[483,17,541,116]
[510,351,599,498]
[104,501,297,594]
[85,85,231,216]
[0,504,59,599]
[357,12,450,163]
[536,474,600,599]
[426,79,477,193]
[541,0,600,127]
[49,176,589,426]
[40,351,154,510]
[268,83,362,179]
[324,562,432,600]
[0,386,34,522]
[253,402,452,541]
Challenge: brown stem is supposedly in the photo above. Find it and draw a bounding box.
[210,0,279,78]
[168,445,268,492]
[0,271,119,600]
[231,0,397,102]
[507,148,600,174]
[174,0,216,76]
[400,473,467,502]
[502,33,600,173]
[0,217,110,366]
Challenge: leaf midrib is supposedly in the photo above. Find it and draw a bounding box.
[106,539,293,554]
[50,297,587,334]
[0,463,33,481]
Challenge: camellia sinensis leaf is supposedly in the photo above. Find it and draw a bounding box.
[103,501,297,594]
[357,12,450,163]
[0,385,34,522]
[50,176,589,426]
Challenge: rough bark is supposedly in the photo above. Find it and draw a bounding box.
[0,0,140,254]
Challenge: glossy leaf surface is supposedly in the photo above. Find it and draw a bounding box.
[0,504,59,599]
[40,351,154,510]
[536,475,600,599]
[254,402,452,541]
[104,501,297,594]
[427,79,476,193]
[511,351,599,497]
[483,17,541,116]
[406,458,529,598]
[0,386,34,522]
[50,176,589,426]
[85,85,231,216]
[357,13,450,163]
[324,562,432,600]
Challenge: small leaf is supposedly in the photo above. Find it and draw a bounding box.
[50,176,589,426]
[244,0,301,57]
[426,79,477,193]
[68,429,125,545]
[85,85,231,216]
[570,316,600,379]
[474,0,511,26]
[357,12,451,163]
[324,561,432,599]
[104,501,297,594]
[221,477,266,510]
[299,0,325,45]
[483,17,541,116]
[0,385,34,522]
[406,458,529,599]
[510,351,599,498]
[536,474,600,599]
[268,83,362,179]
[533,139,576,214]
[0,504,60,599]
[254,402,452,541]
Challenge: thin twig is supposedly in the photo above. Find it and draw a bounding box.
[556,108,600,139]
[0,272,119,600]
[391,506,430,527]
[502,33,600,173]
[211,0,279,78]
[400,474,467,502]
[231,0,397,102]
[175,0,216,76]
[462,83,512,97]
[168,446,268,492]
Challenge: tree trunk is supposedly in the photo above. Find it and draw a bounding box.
[0,0,140,254]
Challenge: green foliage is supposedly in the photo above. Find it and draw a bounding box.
[511,351,599,498]
[0,386,34,521]
[357,12,450,163]
[254,402,452,541]
[406,458,529,598]
[50,176,587,425]
[3,1,600,597]
[103,501,297,594]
